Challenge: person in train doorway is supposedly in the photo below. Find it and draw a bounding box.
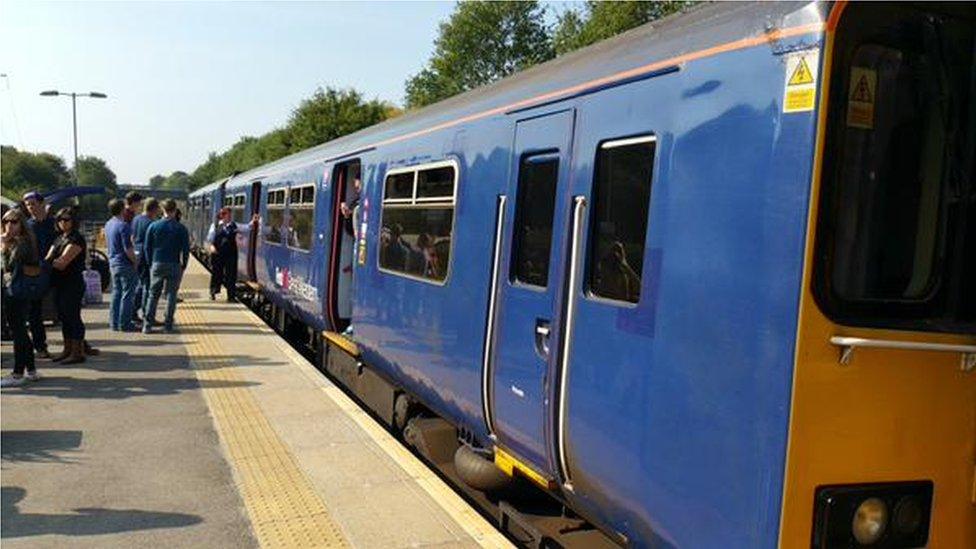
[142,199,190,333]
[105,198,139,331]
[22,191,54,359]
[340,176,361,237]
[207,207,237,302]
[132,198,160,322]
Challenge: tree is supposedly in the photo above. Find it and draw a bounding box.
[74,155,117,192]
[405,1,553,108]
[162,170,194,190]
[552,1,693,56]
[288,87,392,151]
[149,174,166,189]
[1,145,70,199]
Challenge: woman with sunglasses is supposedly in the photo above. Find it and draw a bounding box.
[46,207,89,364]
[1,208,40,386]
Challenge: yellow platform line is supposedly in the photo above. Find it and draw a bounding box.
[177,300,349,548]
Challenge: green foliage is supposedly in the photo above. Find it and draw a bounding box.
[74,155,117,192]
[162,170,193,190]
[148,174,166,189]
[187,87,394,190]
[1,145,70,200]
[553,1,693,56]
[405,1,553,108]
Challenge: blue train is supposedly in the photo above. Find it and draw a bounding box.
[188,2,976,546]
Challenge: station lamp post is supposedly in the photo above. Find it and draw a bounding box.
[40,90,108,182]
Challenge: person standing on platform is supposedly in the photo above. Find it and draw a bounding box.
[2,208,40,386]
[22,191,55,358]
[132,198,160,321]
[207,207,237,302]
[46,207,88,364]
[123,191,144,225]
[142,199,189,333]
[105,199,138,331]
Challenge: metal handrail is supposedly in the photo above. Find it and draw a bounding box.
[830,336,976,371]
[481,195,506,440]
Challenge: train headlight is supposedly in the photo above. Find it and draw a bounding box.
[812,481,932,548]
[851,497,887,544]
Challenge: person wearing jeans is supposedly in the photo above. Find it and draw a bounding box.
[105,199,138,331]
[23,191,55,358]
[142,199,189,333]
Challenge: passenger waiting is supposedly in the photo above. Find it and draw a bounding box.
[22,191,55,359]
[132,198,161,321]
[105,198,139,331]
[142,199,190,333]
[1,208,41,386]
[46,207,89,364]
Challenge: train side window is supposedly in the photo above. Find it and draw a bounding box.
[287,185,315,251]
[586,135,656,304]
[265,189,286,245]
[379,161,457,283]
[511,153,558,287]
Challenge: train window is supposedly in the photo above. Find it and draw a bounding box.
[385,172,414,201]
[287,185,315,251]
[379,162,457,283]
[814,3,975,331]
[511,153,558,287]
[586,135,656,304]
[265,189,286,245]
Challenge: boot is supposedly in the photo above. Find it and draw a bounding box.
[50,343,72,362]
[61,340,86,365]
[84,340,100,356]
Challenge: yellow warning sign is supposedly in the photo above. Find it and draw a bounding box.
[783,50,819,113]
[846,67,876,129]
[788,57,815,86]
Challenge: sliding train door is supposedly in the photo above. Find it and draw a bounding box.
[247,180,261,281]
[489,109,576,479]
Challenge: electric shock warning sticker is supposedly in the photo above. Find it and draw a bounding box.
[783,50,819,113]
[846,67,876,129]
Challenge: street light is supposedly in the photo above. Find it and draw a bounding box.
[39,89,108,182]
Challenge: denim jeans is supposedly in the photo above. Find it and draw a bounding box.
[110,263,138,331]
[145,262,181,329]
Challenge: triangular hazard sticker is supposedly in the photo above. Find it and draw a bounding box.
[852,75,872,103]
[788,57,815,86]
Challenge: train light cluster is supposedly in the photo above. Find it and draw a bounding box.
[812,481,932,548]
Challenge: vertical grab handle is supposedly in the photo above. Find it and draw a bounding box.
[556,195,587,490]
[481,195,507,439]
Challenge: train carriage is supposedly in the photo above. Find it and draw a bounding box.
[188,2,975,546]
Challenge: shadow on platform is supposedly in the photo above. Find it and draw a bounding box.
[1,430,82,464]
[1,486,202,538]
[1,376,258,400]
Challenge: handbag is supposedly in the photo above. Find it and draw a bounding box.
[8,263,50,301]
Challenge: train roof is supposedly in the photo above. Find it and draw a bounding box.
[198,0,824,192]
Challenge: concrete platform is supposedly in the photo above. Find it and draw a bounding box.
[2,260,512,548]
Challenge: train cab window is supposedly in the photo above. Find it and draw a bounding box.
[265,189,286,244]
[586,135,656,304]
[814,3,975,331]
[287,185,315,251]
[379,161,457,283]
[511,153,558,287]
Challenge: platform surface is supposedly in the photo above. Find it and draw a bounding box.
[1,260,512,548]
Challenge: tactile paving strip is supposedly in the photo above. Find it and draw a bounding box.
[177,301,349,548]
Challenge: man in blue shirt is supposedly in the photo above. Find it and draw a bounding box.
[105,198,138,331]
[132,198,160,320]
[22,191,55,357]
[142,199,190,333]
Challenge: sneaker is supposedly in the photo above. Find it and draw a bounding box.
[25,370,40,382]
[35,349,51,359]
[1,375,26,388]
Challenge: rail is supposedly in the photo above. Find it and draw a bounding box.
[830,336,976,372]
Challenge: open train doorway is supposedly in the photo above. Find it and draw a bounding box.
[247,180,262,282]
[327,160,360,332]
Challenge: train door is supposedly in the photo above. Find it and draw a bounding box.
[489,110,575,478]
[247,180,261,281]
[326,160,360,331]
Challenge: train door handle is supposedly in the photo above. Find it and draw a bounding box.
[535,319,551,359]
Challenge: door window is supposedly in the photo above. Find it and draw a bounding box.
[586,135,657,304]
[511,153,559,287]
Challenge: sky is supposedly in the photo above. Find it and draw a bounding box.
[0,1,472,185]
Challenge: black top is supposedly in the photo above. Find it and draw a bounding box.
[50,230,87,284]
[27,216,57,261]
[213,221,238,255]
